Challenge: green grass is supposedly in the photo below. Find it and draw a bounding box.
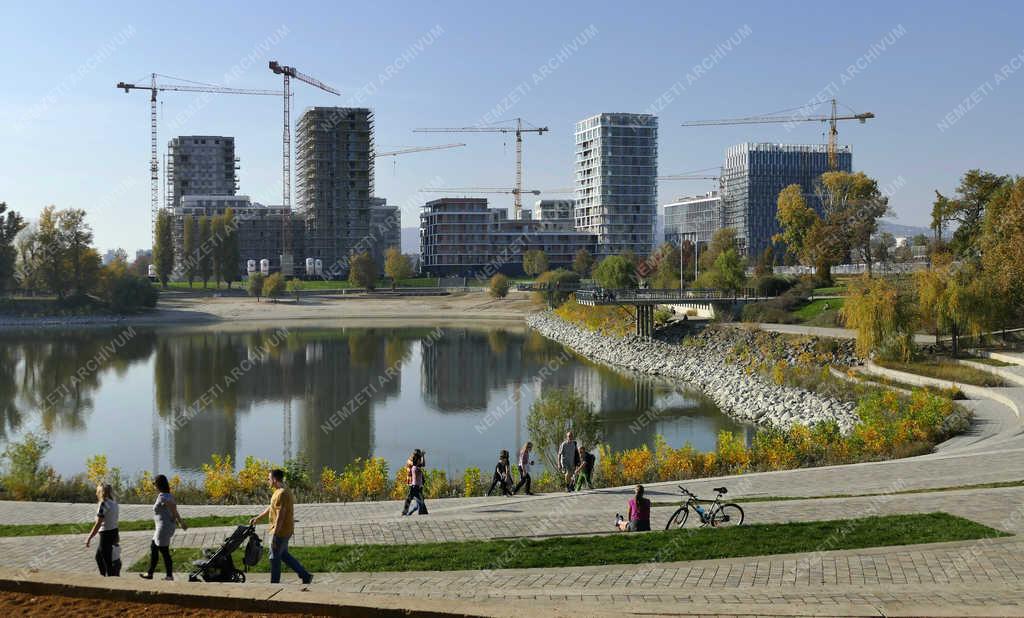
[812,286,846,296]
[128,513,1004,573]
[961,355,1014,367]
[0,515,253,538]
[793,297,845,322]
[650,479,1024,508]
[876,358,1007,387]
[851,371,967,399]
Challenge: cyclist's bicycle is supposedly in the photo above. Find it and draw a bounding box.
[664,486,744,530]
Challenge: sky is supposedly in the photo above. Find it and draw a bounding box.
[2,0,1022,255]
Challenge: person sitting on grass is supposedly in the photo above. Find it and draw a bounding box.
[615,485,651,532]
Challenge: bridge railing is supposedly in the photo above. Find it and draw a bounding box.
[575,288,767,303]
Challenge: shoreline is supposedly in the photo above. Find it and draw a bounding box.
[526,311,861,432]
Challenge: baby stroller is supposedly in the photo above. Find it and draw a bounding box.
[188,525,262,583]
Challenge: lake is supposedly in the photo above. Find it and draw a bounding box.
[0,324,752,479]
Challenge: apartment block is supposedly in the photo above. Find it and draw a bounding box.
[720,143,851,258]
[166,136,238,209]
[419,198,596,277]
[367,198,402,272]
[574,113,658,258]
[664,190,721,249]
[296,107,374,277]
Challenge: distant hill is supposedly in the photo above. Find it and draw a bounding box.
[878,220,933,239]
[402,227,419,254]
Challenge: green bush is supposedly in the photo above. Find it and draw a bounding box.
[1,434,57,500]
[488,273,510,299]
[109,274,158,313]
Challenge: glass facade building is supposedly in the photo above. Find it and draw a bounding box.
[574,113,658,258]
[663,191,721,249]
[721,143,851,258]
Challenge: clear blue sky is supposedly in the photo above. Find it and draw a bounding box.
[2,1,1022,254]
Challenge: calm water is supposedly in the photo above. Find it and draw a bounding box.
[0,325,751,479]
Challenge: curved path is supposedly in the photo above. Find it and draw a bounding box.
[2,348,1023,616]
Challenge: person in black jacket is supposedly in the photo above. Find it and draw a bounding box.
[486,450,514,496]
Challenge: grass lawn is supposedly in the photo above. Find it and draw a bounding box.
[876,358,1006,387]
[792,297,845,322]
[851,371,967,399]
[0,515,253,538]
[962,355,1014,367]
[812,286,846,296]
[128,513,1003,573]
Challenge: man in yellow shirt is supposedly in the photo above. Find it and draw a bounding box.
[250,469,311,584]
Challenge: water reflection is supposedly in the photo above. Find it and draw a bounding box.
[0,326,751,477]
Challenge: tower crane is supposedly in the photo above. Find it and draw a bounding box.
[268,60,340,276]
[375,143,466,158]
[657,174,720,181]
[681,99,874,170]
[413,118,548,220]
[116,74,278,240]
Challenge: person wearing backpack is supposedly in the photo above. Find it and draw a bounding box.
[574,445,596,491]
[85,483,121,576]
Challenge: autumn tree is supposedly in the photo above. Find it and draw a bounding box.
[383,246,412,290]
[348,251,377,290]
[197,216,212,288]
[522,250,549,277]
[152,209,174,288]
[815,171,890,277]
[774,184,818,265]
[841,275,915,361]
[218,208,240,289]
[648,242,681,289]
[488,273,510,299]
[979,176,1024,332]
[572,248,594,276]
[934,169,1009,259]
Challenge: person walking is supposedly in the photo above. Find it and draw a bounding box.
[401,449,428,515]
[85,483,120,576]
[513,441,534,495]
[486,450,513,497]
[557,431,579,491]
[140,474,187,581]
[250,469,312,585]
[573,445,596,491]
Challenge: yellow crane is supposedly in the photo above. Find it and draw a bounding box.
[116,74,278,239]
[681,99,874,170]
[413,118,548,220]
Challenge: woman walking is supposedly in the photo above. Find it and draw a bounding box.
[486,450,513,496]
[513,442,534,495]
[401,449,428,516]
[85,483,120,576]
[140,474,187,580]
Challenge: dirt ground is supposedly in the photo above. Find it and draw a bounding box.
[0,589,316,617]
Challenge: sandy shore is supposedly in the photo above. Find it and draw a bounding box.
[0,290,536,331]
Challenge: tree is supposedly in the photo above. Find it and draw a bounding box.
[533,269,578,307]
[592,255,636,289]
[246,272,265,301]
[572,248,594,276]
[841,275,915,361]
[219,209,239,289]
[0,203,25,295]
[522,249,549,277]
[697,247,746,292]
[754,245,775,278]
[699,227,739,272]
[152,209,174,289]
[197,216,212,288]
[59,208,98,296]
[648,242,681,289]
[525,387,602,473]
[816,171,890,277]
[802,219,845,284]
[383,246,412,290]
[262,272,285,301]
[210,215,225,288]
[27,207,99,299]
[489,273,510,299]
[937,170,1009,259]
[182,214,196,288]
[287,278,303,302]
[979,177,1024,331]
[348,251,377,290]
[774,184,818,266]
[872,232,895,272]
[914,255,987,356]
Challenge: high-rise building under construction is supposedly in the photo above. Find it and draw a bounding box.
[295,107,374,275]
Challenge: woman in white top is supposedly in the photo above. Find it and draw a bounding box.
[85,483,120,576]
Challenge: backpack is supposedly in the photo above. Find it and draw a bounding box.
[243,533,262,568]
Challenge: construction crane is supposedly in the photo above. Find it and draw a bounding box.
[657,174,720,181]
[268,60,340,276]
[116,74,278,240]
[681,99,874,170]
[375,143,466,158]
[423,187,573,197]
[413,118,548,219]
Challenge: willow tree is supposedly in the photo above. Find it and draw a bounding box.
[980,177,1024,332]
[841,275,915,361]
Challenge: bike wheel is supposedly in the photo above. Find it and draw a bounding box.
[665,506,690,530]
[710,503,744,527]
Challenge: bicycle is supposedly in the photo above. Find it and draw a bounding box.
[664,486,744,530]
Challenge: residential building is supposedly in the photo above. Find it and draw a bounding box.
[295,107,374,277]
[367,198,402,271]
[166,136,238,209]
[172,195,303,280]
[663,191,721,249]
[574,113,658,258]
[720,143,852,258]
[419,197,596,277]
[534,199,574,224]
